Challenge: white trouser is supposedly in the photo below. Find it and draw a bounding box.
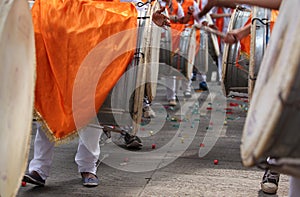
[29,122,100,180]
[217,42,225,82]
[181,78,192,93]
[166,76,178,101]
[289,176,300,197]
[197,73,207,82]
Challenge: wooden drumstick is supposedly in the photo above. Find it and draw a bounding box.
[194,24,226,38]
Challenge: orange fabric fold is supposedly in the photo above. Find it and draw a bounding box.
[32,0,138,142]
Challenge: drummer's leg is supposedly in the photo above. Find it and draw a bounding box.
[28,121,54,180]
[289,176,300,197]
[166,76,177,106]
[75,126,101,186]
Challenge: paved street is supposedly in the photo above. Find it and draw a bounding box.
[17,75,289,197]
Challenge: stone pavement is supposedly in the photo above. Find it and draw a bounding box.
[17,78,290,197]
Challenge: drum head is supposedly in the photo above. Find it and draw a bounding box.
[241,0,300,168]
[0,0,35,196]
[222,8,251,96]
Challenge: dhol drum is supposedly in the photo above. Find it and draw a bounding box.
[248,7,271,100]
[158,9,172,76]
[241,0,300,177]
[194,29,209,74]
[206,14,220,57]
[0,0,36,196]
[172,26,196,79]
[145,1,161,102]
[98,2,161,134]
[222,7,251,96]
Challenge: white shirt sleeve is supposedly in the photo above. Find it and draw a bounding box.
[177,3,185,18]
[193,1,208,24]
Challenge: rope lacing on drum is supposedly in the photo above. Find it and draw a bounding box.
[279,92,300,110]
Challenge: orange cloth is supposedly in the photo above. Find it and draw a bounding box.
[240,15,251,57]
[240,10,278,57]
[215,7,224,45]
[32,0,138,142]
[171,0,195,52]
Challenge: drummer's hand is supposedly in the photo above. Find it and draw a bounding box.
[223,31,239,44]
[152,7,171,28]
[198,0,237,18]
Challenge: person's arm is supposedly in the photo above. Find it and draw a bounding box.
[210,13,231,19]
[223,23,251,44]
[198,0,281,18]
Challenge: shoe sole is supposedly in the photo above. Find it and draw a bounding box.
[23,175,45,186]
[83,182,99,187]
[126,140,143,149]
[261,182,278,194]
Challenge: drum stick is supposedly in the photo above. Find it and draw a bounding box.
[200,26,226,38]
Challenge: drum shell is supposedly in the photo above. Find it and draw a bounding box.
[194,30,209,74]
[98,2,160,126]
[222,8,251,96]
[172,27,196,78]
[248,7,271,100]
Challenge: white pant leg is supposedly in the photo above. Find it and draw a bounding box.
[181,78,192,93]
[166,76,177,100]
[75,126,101,175]
[198,74,207,82]
[217,54,223,82]
[289,176,300,197]
[28,122,54,180]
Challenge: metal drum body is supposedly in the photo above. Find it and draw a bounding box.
[194,29,209,74]
[0,0,35,196]
[173,27,196,79]
[241,0,300,177]
[248,7,271,100]
[98,3,160,130]
[159,9,172,74]
[222,7,251,96]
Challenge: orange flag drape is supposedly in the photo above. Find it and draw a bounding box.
[32,0,138,142]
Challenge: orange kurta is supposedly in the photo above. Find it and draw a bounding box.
[240,10,278,57]
[32,0,138,142]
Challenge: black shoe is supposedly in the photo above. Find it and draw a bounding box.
[22,171,45,186]
[81,172,99,187]
[199,81,208,91]
[124,133,142,149]
[261,169,280,194]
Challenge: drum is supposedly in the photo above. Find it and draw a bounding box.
[0,0,35,196]
[194,29,209,74]
[248,7,271,100]
[158,9,172,75]
[241,0,300,177]
[98,2,160,133]
[172,27,196,79]
[145,1,161,102]
[206,14,220,57]
[222,7,251,96]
